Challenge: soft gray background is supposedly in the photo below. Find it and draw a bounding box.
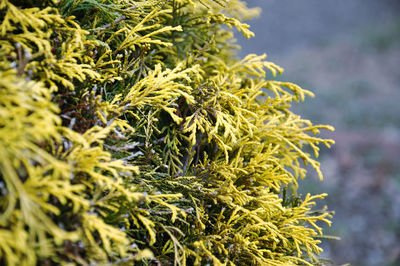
[237,0,399,59]
[237,1,400,265]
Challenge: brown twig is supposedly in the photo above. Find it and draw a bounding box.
[16,43,31,76]
[103,142,141,152]
[91,6,137,31]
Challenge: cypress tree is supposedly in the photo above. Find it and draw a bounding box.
[0,0,334,265]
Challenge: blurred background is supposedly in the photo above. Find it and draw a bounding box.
[237,1,400,265]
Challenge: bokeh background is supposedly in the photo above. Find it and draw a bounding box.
[237,1,400,265]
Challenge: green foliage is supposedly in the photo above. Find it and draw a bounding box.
[0,0,334,265]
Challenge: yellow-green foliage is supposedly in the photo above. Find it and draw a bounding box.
[0,0,334,265]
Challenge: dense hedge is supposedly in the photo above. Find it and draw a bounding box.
[0,0,334,265]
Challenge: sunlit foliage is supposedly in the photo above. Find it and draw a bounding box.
[0,0,334,265]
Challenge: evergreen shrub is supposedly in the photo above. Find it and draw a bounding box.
[0,0,334,265]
